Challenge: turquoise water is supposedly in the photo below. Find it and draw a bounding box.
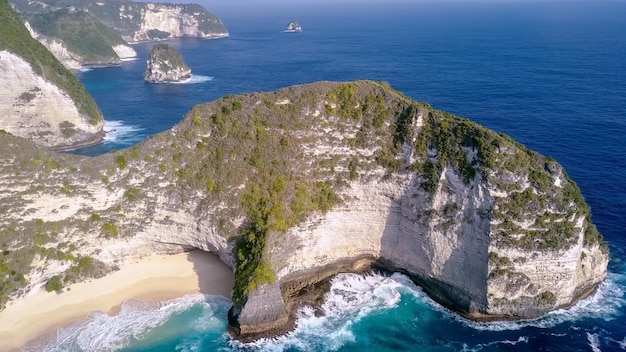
[52,2,626,351]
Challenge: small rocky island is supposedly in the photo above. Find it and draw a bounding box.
[285,21,302,32]
[144,44,191,83]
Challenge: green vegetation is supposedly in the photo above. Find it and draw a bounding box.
[146,44,190,76]
[28,9,127,64]
[114,154,127,169]
[123,187,141,202]
[0,0,103,124]
[0,80,608,312]
[59,121,77,138]
[538,291,556,305]
[101,223,119,238]
[146,29,170,40]
[45,275,63,292]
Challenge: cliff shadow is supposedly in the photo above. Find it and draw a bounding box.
[186,249,234,299]
[377,172,490,316]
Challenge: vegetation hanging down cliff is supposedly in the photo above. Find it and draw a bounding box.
[0,81,608,337]
[27,9,132,65]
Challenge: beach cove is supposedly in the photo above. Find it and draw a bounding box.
[0,251,233,351]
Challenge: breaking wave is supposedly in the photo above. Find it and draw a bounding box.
[103,120,144,145]
[451,272,626,332]
[25,294,230,352]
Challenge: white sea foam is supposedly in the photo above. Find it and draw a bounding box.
[79,67,92,72]
[233,272,410,351]
[25,294,229,352]
[103,120,144,144]
[461,336,529,352]
[453,272,626,332]
[588,332,602,352]
[170,74,214,85]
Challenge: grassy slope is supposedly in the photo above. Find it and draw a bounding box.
[28,9,127,63]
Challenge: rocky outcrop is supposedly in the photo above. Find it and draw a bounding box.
[0,0,104,150]
[0,81,608,339]
[285,21,302,32]
[144,44,191,83]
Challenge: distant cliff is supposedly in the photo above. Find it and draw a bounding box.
[144,44,191,83]
[0,81,608,339]
[24,9,137,68]
[10,0,229,42]
[0,0,103,150]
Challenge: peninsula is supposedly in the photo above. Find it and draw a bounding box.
[0,80,609,343]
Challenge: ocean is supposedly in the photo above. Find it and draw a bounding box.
[49,1,626,351]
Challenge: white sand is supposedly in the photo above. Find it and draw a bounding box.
[0,251,233,352]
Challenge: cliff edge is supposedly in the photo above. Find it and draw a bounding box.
[0,81,608,339]
[0,0,103,150]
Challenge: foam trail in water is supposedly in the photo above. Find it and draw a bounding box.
[461,336,529,352]
[171,75,214,84]
[588,332,602,352]
[103,120,144,144]
[25,294,229,352]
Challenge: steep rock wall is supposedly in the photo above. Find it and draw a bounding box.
[0,51,103,149]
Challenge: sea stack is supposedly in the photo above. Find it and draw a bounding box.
[285,21,302,32]
[144,44,191,83]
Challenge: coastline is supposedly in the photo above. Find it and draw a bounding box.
[0,250,234,352]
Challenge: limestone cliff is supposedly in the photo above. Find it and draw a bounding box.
[0,0,104,150]
[10,0,229,42]
[144,44,191,83]
[0,81,608,339]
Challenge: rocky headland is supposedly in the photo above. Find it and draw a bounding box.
[144,43,191,83]
[0,0,104,150]
[9,0,227,70]
[10,0,229,42]
[0,80,609,340]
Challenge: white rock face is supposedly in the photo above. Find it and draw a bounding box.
[132,4,228,42]
[0,81,608,337]
[144,58,191,83]
[24,22,82,71]
[112,44,138,60]
[0,51,103,149]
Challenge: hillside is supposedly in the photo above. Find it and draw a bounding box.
[0,0,103,149]
[27,9,134,65]
[0,81,608,339]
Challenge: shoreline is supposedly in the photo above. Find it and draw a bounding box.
[0,250,234,352]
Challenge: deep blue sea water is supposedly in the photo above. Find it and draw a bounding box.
[50,2,626,351]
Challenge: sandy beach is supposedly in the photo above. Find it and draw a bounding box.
[0,250,234,352]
